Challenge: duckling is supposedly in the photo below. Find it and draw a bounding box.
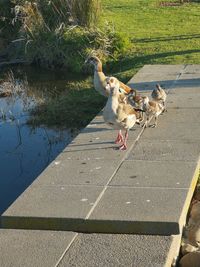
[151,84,167,111]
[141,96,164,128]
[103,77,141,150]
[85,56,136,97]
[127,89,145,123]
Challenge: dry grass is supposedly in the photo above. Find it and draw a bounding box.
[9,0,129,71]
[71,0,101,27]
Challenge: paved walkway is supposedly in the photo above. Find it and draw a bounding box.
[0,65,200,266]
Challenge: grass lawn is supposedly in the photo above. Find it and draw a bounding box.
[31,0,200,128]
[102,0,200,81]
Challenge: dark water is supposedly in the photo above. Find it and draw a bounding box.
[0,65,78,214]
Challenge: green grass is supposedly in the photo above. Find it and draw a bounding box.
[28,78,106,129]
[102,0,200,80]
[30,0,200,128]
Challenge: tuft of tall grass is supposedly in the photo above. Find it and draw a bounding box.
[71,0,101,27]
[0,0,20,45]
[6,0,130,71]
[13,0,101,31]
[9,0,131,71]
[23,24,131,72]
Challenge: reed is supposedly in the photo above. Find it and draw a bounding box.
[14,0,101,30]
[10,0,129,71]
[71,0,101,27]
[2,0,130,71]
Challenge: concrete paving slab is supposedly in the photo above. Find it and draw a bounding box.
[60,145,124,161]
[130,73,179,84]
[89,187,188,235]
[33,158,120,186]
[73,125,142,142]
[79,111,142,139]
[58,233,172,267]
[127,139,200,162]
[67,137,119,151]
[132,64,184,74]
[179,73,200,80]
[128,80,174,91]
[59,135,139,161]
[169,86,200,94]
[62,119,143,154]
[173,80,200,87]
[142,122,200,141]
[128,64,185,90]
[0,229,75,267]
[2,185,103,228]
[170,89,200,96]
[167,94,200,108]
[154,108,200,124]
[79,114,114,133]
[184,64,200,73]
[110,160,198,188]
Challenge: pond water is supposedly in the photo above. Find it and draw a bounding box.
[0,65,78,214]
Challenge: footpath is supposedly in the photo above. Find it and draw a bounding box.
[0,65,200,267]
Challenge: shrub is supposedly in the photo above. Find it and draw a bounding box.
[0,0,20,44]
[14,22,132,72]
[5,0,132,72]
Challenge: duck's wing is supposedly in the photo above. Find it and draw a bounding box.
[119,81,137,95]
[148,100,158,111]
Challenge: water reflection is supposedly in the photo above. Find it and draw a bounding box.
[0,66,76,214]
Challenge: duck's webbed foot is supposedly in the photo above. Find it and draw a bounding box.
[115,130,123,144]
[161,108,167,114]
[118,130,128,150]
[149,123,157,128]
[142,119,148,128]
[149,116,158,128]
[136,121,142,127]
[119,143,127,150]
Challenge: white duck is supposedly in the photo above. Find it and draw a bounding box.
[103,77,141,150]
[85,56,136,97]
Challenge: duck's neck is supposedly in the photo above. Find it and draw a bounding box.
[143,100,149,111]
[94,62,106,83]
[94,61,103,73]
[109,93,119,113]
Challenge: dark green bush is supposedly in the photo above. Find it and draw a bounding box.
[19,25,132,72]
[2,0,132,72]
[0,0,20,44]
